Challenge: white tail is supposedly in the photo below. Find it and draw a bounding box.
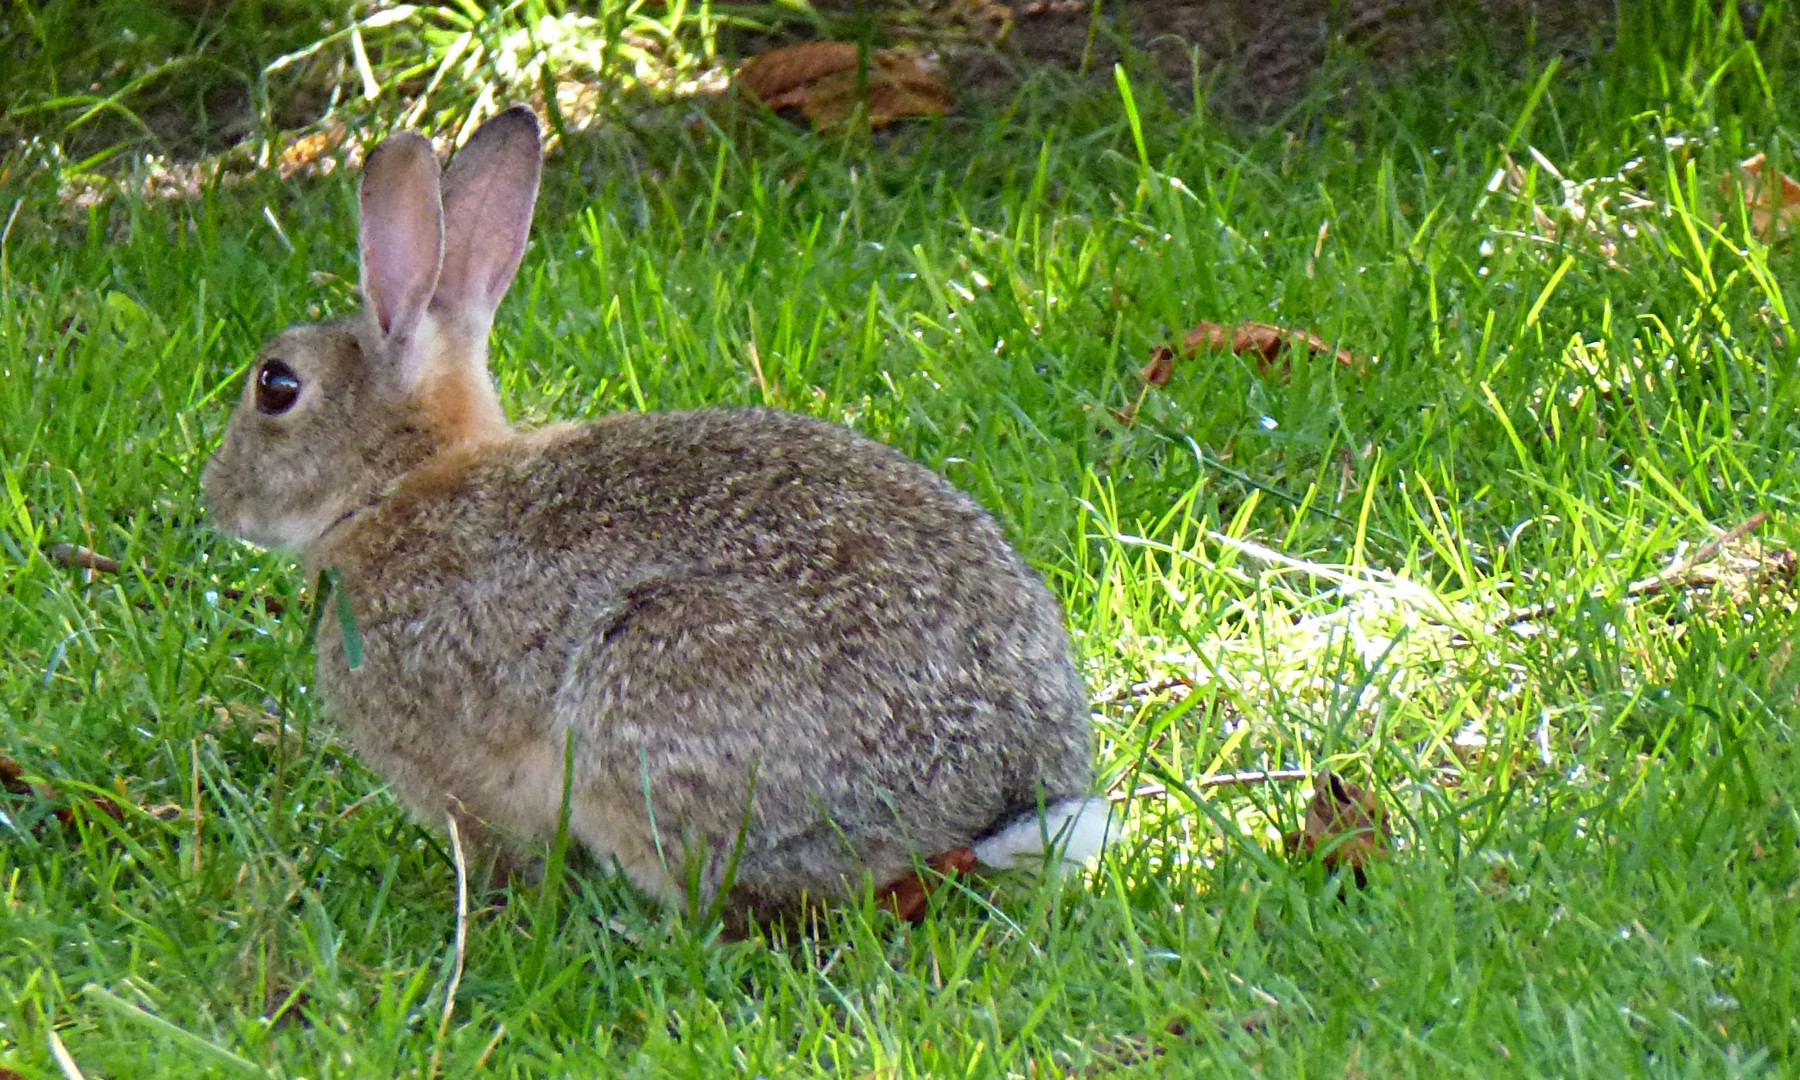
[971,796,1115,871]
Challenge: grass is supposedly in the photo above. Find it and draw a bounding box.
[0,0,727,168]
[4,3,1800,1075]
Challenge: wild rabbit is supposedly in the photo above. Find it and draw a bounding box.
[203,107,1103,922]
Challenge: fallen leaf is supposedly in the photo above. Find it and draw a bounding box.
[1140,348,1176,389]
[0,752,125,833]
[261,979,316,1031]
[739,41,860,109]
[0,754,30,797]
[738,42,950,130]
[803,54,950,130]
[1284,769,1391,887]
[278,122,351,178]
[1720,152,1800,241]
[877,846,977,922]
[1146,320,1365,386]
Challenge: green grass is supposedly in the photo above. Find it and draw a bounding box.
[0,0,726,169]
[5,4,1800,1076]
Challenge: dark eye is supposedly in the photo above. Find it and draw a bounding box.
[256,360,301,415]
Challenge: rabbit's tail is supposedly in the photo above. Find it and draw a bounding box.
[971,796,1116,871]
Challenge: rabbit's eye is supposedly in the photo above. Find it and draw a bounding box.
[256,360,301,415]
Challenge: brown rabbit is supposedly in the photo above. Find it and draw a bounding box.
[203,107,1104,922]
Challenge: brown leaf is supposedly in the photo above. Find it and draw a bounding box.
[277,122,351,178]
[738,42,862,109]
[1288,769,1392,886]
[0,754,29,798]
[806,66,951,131]
[0,752,125,833]
[739,43,950,131]
[1141,347,1176,388]
[877,846,978,922]
[1721,152,1800,241]
[1146,320,1365,386]
[261,979,316,1031]
[57,794,125,829]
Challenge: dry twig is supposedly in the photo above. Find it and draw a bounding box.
[47,1025,86,1080]
[1499,512,1779,627]
[1094,676,1195,706]
[46,542,286,617]
[1114,769,1312,802]
[45,542,121,574]
[428,813,472,1080]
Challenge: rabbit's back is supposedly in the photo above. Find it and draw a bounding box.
[324,407,1092,908]
[208,111,1098,917]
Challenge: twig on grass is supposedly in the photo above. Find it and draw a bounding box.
[1094,676,1194,706]
[46,542,122,574]
[429,813,472,1080]
[332,788,387,823]
[45,542,287,616]
[1676,512,1770,568]
[473,1024,507,1070]
[1497,511,1782,628]
[46,1025,85,1080]
[1113,769,1312,803]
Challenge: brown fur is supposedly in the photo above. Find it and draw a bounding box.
[417,370,507,447]
[201,109,1095,920]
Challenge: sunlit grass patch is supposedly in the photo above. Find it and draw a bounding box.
[4,3,1800,1074]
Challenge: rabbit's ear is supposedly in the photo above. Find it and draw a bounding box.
[435,107,542,331]
[359,131,445,359]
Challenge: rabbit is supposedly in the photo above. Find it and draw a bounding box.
[202,106,1105,922]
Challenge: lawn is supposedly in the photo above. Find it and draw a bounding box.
[3,4,1799,1076]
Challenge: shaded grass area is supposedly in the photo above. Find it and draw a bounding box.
[4,5,1800,1075]
[0,0,727,168]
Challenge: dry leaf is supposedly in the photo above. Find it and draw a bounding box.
[278,122,352,178]
[740,42,861,108]
[1139,348,1176,389]
[738,40,864,107]
[877,846,977,922]
[738,42,950,130]
[1146,320,1365,386]
[802,64,950,131]
[0,753,31,798]
[261,979,317,1031]
[1284,769,1391,887]
[0,753,124,832]
[1720,152,1800,241]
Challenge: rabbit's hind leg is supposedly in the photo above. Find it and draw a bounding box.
[551,573,866,913]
